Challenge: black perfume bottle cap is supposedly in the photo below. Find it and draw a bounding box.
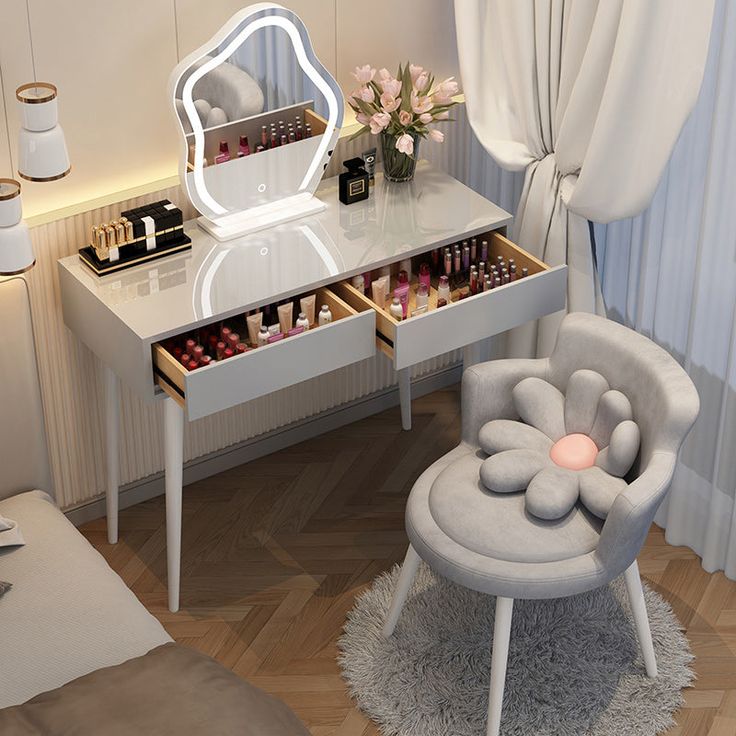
[343,157,367,174]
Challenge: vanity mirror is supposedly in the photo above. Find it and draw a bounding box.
[170,3,343,241]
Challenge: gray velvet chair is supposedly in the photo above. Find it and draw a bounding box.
[382,313,700,736]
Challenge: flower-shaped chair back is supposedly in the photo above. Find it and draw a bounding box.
[547,313,699,478]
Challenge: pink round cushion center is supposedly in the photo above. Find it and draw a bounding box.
[550,433,598,470]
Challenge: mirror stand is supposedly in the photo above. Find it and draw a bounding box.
[197,192,326,241]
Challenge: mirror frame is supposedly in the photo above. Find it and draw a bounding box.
[169,2,344,241]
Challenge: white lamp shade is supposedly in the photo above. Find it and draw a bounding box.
[0,179,23,227]
[16,82,70,182]
[18,125,71,182]
[0,220,34,275]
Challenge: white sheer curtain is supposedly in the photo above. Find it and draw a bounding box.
[454,0,715,357]
[597,0,736,579]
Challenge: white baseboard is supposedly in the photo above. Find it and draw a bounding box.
[65,364,462,527]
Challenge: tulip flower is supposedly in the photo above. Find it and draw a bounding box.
[356,112,371,126]
[432,77,459,105]
[380,93,401,113]
[399,110,412,126]
[356,85,375,103]
[419,112,433,124]
[414,71,430,93]
[410,91,433,115]
[396,133,414,155]
[380,77,402,98]
[369,112,391,134]
[353,64,376,83]
[428,129,445,143]
[434,110,450,120]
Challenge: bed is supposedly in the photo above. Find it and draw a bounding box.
[0,276,308,735]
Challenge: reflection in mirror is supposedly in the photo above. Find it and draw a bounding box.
[191,220,344,319]
[170,3,343,242]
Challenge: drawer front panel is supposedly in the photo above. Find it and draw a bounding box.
[154,288,375,420]
[333,231,568,370]
[393,266,566,368]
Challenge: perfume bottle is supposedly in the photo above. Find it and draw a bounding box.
[339,158,370,205]
[437,275,451,304]
[469,267,478,294]
[415,282,429,310]
[394,270,410,318]
[256,326,269,347]
[215,141,230,164]
[431,248,440,275]
[237,135,250,157]
[419,262,431,290]
[318,304,333,325]
[296,312,310,331]
[389,296,403,321]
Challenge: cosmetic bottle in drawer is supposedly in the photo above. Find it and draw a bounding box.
[152,287,375,420]
[333,231,566,428]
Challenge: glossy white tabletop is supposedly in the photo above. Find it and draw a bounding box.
[58,163,512,343]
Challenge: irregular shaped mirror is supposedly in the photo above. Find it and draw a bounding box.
[170,3,343,241]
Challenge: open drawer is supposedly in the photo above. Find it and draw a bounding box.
[153,287,375,420]
[333,231,566,369]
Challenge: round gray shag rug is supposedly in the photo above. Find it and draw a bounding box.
[339,563,693,736]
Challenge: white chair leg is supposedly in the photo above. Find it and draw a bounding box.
[487,597,513,736]
[624,560,658,678]
[382,545,421,638]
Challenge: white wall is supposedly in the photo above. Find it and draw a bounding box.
[0,0,459,220]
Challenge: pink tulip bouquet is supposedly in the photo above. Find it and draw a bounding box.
[348,62,459,182]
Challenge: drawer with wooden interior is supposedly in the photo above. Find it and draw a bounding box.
[332,230,566,369]
[152,286,375,420]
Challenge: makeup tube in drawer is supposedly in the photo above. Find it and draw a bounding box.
[152,287,375,420]
[333,231,566,369]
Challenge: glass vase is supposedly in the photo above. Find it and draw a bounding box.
[380,131,420,182]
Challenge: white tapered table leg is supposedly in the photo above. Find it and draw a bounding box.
[104,365,119,545]
[398,367,412,431]
[624,560,658,678]
[487,597,513,736]
[164,397,184,613]
[382,545,422,638]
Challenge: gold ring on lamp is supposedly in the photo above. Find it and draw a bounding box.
[16,82,58,104]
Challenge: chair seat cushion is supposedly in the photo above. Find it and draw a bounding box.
[428,453,602,564]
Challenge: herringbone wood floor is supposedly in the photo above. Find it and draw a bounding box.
[81,386,736,736]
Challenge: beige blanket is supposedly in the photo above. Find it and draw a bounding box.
[0,643,309,735]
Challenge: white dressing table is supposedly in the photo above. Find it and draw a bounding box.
[59,164,566,612]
